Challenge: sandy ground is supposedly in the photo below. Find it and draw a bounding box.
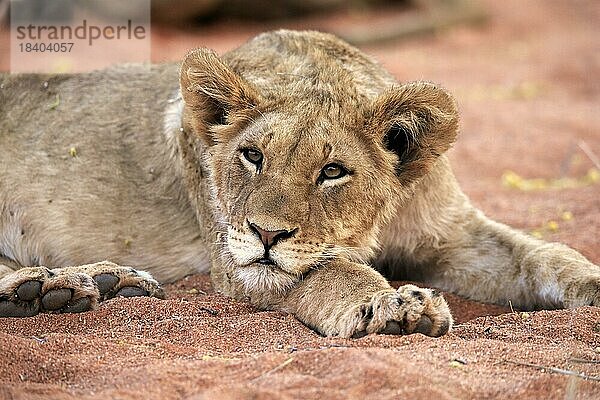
[1,0,600,398]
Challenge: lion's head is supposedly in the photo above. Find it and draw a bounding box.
[179,31,458,293]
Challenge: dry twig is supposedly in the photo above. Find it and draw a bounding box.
[569,358,600,364]
[505,360,600,382]
[578,140,600,170]
[253,357,294,380]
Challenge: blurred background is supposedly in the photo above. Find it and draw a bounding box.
[0,0,487,69]
[0,0,598,262]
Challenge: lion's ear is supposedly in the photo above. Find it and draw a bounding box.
[179,48,261,145]
[366,82,459,185]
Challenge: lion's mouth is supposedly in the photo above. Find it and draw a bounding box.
[251,248,277,266]
[256,257,275,265]
[244,255,277,267]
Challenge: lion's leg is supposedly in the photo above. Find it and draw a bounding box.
[0,261,165,317]
[280,261,452,338]
[406,210,600,310]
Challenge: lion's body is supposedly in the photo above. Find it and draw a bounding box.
[1,30,598,337]
[0,65,209,282]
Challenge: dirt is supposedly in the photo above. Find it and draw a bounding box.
[1,276,599,399]
[1,0,599,399]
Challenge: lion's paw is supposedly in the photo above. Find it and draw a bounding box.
[76,261,165,301]
[0,262,165,318]
[0,266,99,317]
[563,274,600,308]
[340,284,453,338]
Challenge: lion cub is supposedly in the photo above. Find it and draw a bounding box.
[1,30,598,338]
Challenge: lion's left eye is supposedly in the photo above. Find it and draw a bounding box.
[242,148,263,165]
[320,163,348,180]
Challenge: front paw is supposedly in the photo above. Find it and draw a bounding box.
[563,273,600,308]
[522,243,600,308]
[0,267,99,317]
[338,284,453,338]
[0,262,165,318]
[76,261,165,301]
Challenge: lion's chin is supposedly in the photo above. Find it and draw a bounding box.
[233,263,299,294]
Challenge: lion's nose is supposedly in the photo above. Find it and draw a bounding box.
[248,222,296,250]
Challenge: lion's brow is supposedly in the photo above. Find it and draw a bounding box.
[283,130,304,167]
[322,143,333,159]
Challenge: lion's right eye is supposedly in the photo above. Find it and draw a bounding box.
[242,148,263,166]
[319,163,348,181]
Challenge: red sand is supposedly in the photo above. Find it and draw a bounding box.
[1,276,599,399]
[1,0,599,398]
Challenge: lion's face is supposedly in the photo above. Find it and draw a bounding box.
[179,45,458,292]
[207,107,400,284]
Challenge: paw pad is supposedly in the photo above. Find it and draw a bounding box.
[16,280,42,301]
[93,273,120,295]
[41,288,73,311]
[116,286,149,298]
[61,297,92,313]
[413,315,434,335]
[0,299,39,317]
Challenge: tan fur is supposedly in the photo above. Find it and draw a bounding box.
[1,30,598,337]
